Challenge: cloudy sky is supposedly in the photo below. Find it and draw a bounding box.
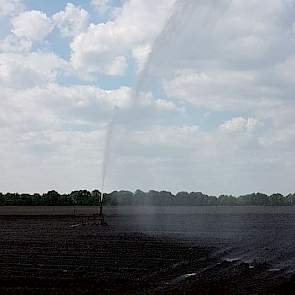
[1,0,295,195]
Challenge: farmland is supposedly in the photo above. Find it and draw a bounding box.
[0,207,295,294]
[0,214,211,294]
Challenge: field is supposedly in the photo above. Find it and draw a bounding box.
[0,206,99,216]
[0,206,295,294]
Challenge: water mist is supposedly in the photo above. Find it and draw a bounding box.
[98,0,230,216]
[98,0,191,211]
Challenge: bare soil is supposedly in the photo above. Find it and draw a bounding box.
[0,213,294,294]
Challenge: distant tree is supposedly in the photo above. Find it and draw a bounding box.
[91,190,101,206]
[0,193,4,205]
[69,190,94,206]
[20,194,33,205]
[43,191,61,206]
[146,190,160,206]
[4,193,20,205]
[134,190,146,205]
[269,193,286,206]
[158,191,173,206]
[1,190,295,206]
[32,193,42,205]
[110,190,133,205]
[286,193,295,205]
[238,193,270,206]
[175,191,190,206]
[106,191,119,206]
[218,195,238,206]
[59,194,74,206]
[207,195,218,205]
[189,192,209,206]
[251,193,269,206]
[238,193,257,205]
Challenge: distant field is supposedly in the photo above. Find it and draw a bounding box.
[1,205,295,216]
[0,206,99,215]
[3,205,294,273]
[0,210,294,294]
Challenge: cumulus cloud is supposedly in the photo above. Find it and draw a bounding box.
[0,79,181,192]
[70,0,175,77]
[0,82,179,138]
[1,0,295,194]
[0,52,66,88]
[219,117,258,133]
[91,0,111,14]
[131,125,201,148]
[0,84,129,189]
[11,10,54,41]
[108,121,263,194]
[0,125,106,192]
[0,35,32,53]
[0,0,24,17]
[163,69,267,111]
[141,0,295,116]
[132,44,151,72]
[53,3,89,38]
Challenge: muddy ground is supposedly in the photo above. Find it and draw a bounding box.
[0,215,294,294]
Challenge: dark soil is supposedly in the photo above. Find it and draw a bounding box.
[0,215,294,294]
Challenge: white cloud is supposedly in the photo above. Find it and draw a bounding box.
[53,3,89,38]
[132,44,151,72]
[70,22,129,77]
[0,35,32,53]
[0,84,164,134]
[70,0,176,77]
[142,0,295,117]
[1,0,295,195]
[131,125,201,148]
[103,55,128,76]
[0,0,24,17]
[0,79,183,193]
[164,69,265,111]
[137,91,180,112]
[108,122,260,193]
[11,10,54,41]
[219,117,258,133]
[0,125,106,193]
[0,52,66,88]
[91,0,110,14]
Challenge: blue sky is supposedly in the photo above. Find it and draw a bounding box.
[1,0,295,195]
[24,0,137,89]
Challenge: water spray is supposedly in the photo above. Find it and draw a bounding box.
[97,108,117,225]
[95,0,228,225]
[96,2,181,223]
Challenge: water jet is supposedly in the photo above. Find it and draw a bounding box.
[96,191,107,226]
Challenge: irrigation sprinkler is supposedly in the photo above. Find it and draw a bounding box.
[96,191,107,226]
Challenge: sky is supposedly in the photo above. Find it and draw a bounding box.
[1,0,295,195]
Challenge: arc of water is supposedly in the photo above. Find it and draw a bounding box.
[99,107,118,215]
[98,0,232,214]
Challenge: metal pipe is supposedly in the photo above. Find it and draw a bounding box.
[99,192,103,217]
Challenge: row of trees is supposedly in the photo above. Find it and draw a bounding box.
[0,190,100,206]
[1,190,295,206]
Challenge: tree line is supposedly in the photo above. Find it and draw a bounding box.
[1,190,295,206]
